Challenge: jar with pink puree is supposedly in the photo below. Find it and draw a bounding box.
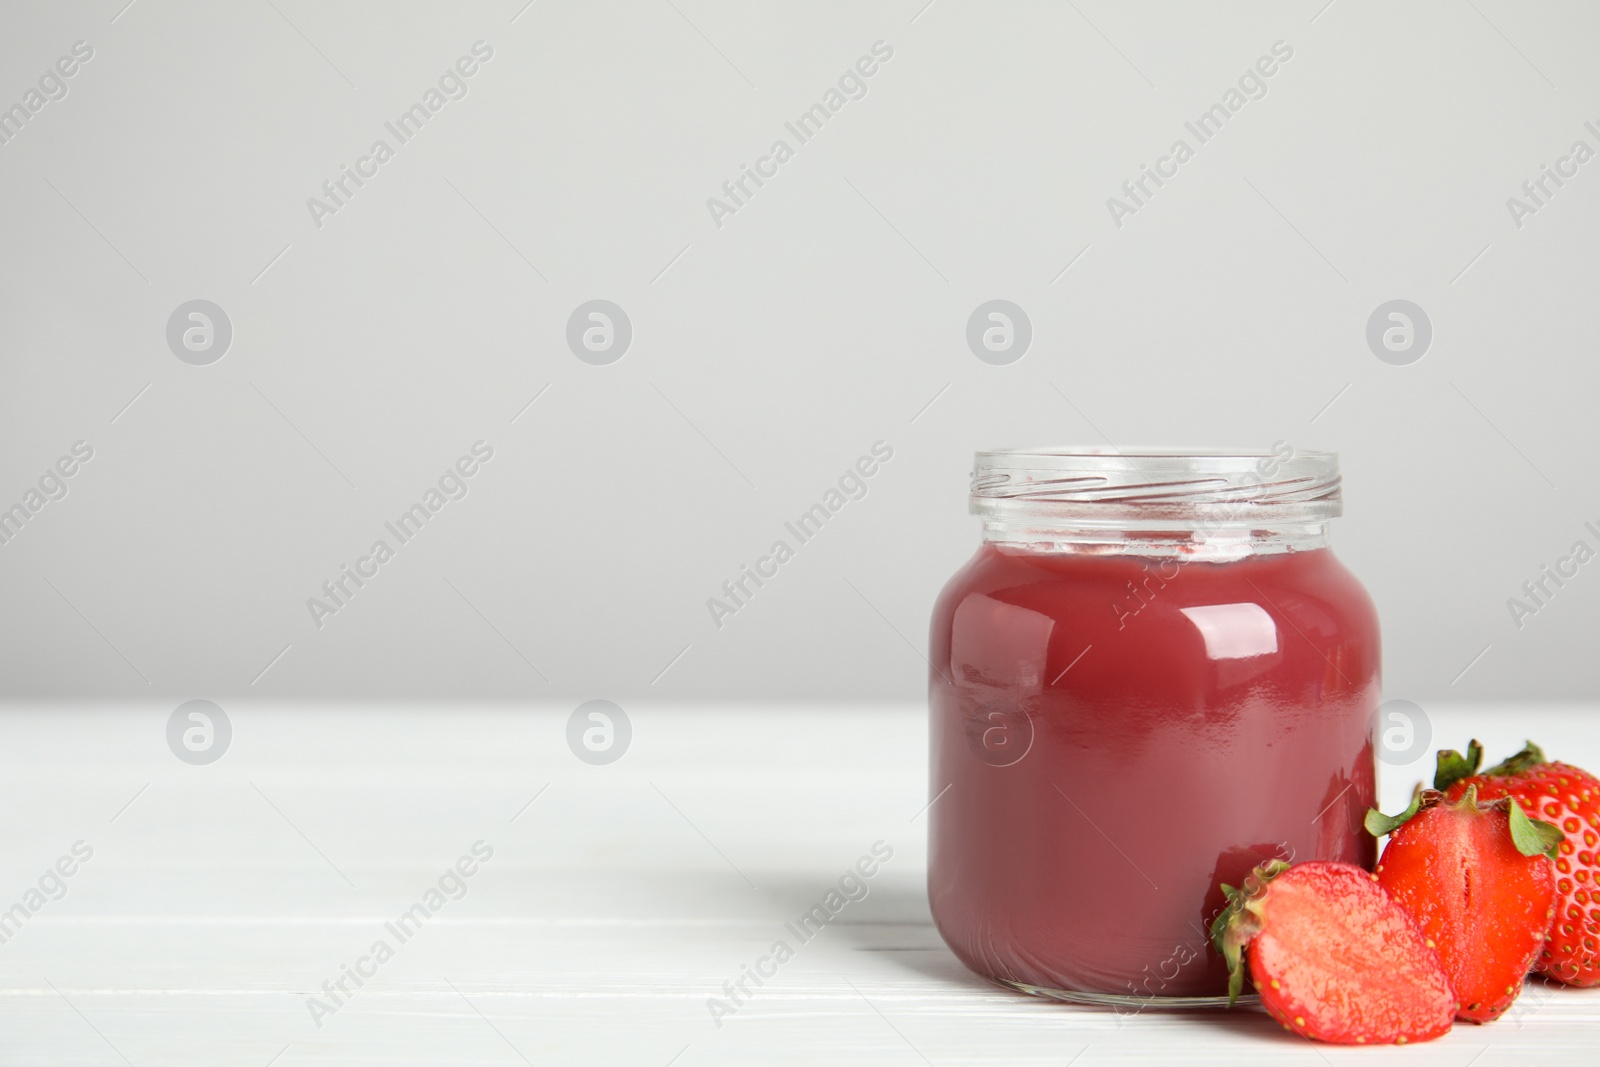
[928,447,1380,1002]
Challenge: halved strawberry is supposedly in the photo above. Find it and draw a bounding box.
[1212,860,1455,1045]
[1367,786,1559,1022]
[1437,740,1600,986]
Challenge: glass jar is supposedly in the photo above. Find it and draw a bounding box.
[927,447,1379,1002]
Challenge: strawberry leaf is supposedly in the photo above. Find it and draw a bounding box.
[1210,860,1288,1006]
[1208,883,1241,949]
[1507,794,1563,860]
[1486,740,1548,778]
[1364,785,1426,838]
[1433,739,1483,791]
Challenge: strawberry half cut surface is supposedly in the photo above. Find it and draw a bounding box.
[1211,860,1454,1045]
[1437,740,1600,987]
[1367,786,1559,1022]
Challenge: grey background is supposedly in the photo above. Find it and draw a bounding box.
[1,0,1595,705]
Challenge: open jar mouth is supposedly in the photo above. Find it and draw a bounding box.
[971,446,1342,541]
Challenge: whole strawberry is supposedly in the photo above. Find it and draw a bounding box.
[1437,740,1600,986]
[1212,860,1455,1044]
[1367,786,1559,1022]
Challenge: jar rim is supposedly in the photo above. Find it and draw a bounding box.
[970,445,1341,526]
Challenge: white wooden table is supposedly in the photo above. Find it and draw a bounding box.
[1,702,1595,1065]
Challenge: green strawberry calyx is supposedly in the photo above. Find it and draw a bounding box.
[1363,782,1563,861]
[1433,739,1484,791]
[1364,785,1427,838]
[1505,789,1564,861]
[1434,739,1551,791]
[1484,740,1549,778]
[1209,858,1290,1006]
